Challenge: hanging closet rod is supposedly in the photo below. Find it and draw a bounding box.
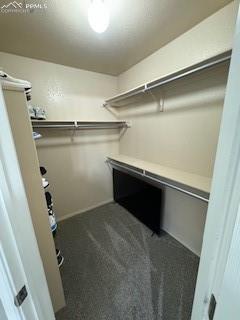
[107,158,209,203]
[32,121,129,129]
[32,125,127,129]
[104,50,231,107]
[145,171,209,202]
[146,50,231,91]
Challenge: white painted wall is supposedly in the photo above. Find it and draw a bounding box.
[192,9,240,317]
[116,2,238,255]
[118,1,237,92]
[0,52,117,121]
[0,52,119,220]
[0,2,237,255]
[117,65,227,256]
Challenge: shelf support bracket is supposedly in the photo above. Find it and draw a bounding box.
[71,120,78,141]
[147,89,164,112]
[102,102,120,118]
[119,121,131,139]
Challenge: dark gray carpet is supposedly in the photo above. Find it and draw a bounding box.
[55,203,199,320]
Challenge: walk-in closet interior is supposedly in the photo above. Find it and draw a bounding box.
[0,1,238,319]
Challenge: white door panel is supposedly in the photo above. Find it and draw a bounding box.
[0,153,38,319]
[0,84,55,319]
[214,203,240,319]
[0,244,25,320]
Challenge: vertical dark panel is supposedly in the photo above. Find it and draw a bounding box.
[113,169,162,235]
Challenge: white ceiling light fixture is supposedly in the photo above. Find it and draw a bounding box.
[88,0,110,34]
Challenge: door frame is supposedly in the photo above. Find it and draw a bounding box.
[0,84,55,320]
[0,243,24,320]
[191,3,240,319]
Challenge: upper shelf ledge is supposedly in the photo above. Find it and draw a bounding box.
[107,154,211,202]
[103,50,231,107]
[31,120,130,130]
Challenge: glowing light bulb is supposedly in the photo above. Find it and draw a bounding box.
[88,0,109,33]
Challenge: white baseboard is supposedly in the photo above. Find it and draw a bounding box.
[58,199,200,257]
[57,198,114,222]
[162,227,201,257]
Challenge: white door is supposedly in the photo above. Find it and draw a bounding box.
[213,202,240,319]
[191,2,240,320]
[0,85,55,320]
[0,190,36,320]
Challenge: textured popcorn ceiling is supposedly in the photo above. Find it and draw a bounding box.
[0,0,232,75]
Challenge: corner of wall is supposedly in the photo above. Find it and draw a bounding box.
[117,1,237,92]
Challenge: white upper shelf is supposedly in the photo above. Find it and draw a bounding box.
[31,120,129,130]
[107,154,211,202]
[104,50,231,107]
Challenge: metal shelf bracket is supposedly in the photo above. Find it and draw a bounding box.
[147,89,164,112]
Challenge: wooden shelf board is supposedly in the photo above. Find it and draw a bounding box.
[105,85,146,107]
[104,50,231,108]
[107,154,211,194]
